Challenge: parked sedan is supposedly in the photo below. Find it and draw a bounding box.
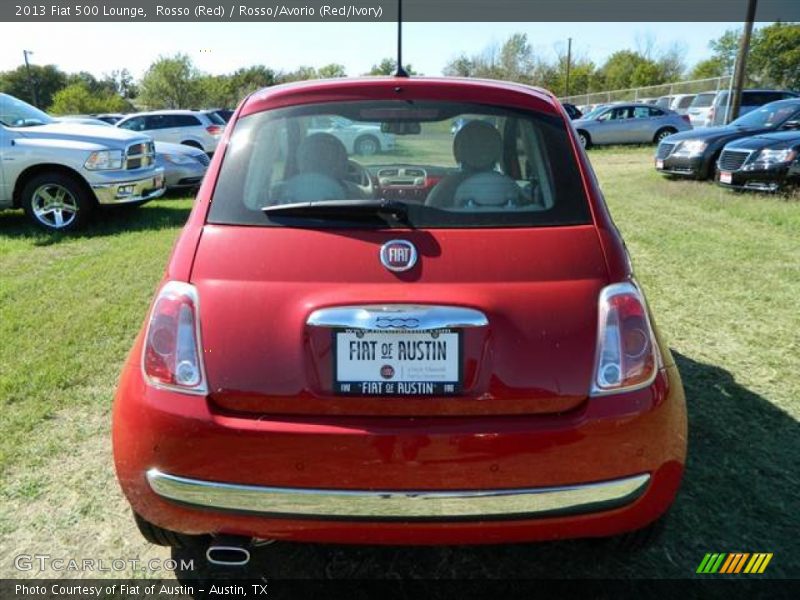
[114,76,686,557]
[154,142,209,191]
[655,98,800,179]
[572,103,691,148]
[716,130,800,193]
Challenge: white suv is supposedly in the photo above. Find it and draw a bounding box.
[116,110,224,154]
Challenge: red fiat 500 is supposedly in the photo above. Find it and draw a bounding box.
[113,77,686,560]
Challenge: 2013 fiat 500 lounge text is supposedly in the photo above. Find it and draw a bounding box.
[113,77,687,558]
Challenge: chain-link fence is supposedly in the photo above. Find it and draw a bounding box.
[560,76,732,106]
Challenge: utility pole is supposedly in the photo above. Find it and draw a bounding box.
[23,49,38,108]
[729,0,757,123]
[564,37,572,97]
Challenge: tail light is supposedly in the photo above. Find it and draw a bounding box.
[142,281,207,395]
[206,125,223,136]
[681,114,691,124]
[707,107,715,124]
[591,282,660,396]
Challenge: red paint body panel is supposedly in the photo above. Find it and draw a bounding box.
[113,77,686,544]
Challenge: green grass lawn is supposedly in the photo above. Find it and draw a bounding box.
[0,148,798,580]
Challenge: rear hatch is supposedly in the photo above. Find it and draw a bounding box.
[190,93,609,417]
[191,225,607,416]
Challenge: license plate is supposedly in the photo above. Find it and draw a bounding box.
[154,173,165,188]
[334,329,461,396]
[720,171,732,184]
[656,159,664,169]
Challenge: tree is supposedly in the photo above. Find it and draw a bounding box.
[690,57,726,80]
[749,22,800,90]
[102,69,138,99]
[366,58,418,76]
[316,64,347,78]
[596,50,651,90]
[49,83,132,115]
[443,54,475,77]
[0,64,67,108]
[138,54,202,109]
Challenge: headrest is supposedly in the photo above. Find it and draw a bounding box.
[297,132,348,178]
[454,120,503,171]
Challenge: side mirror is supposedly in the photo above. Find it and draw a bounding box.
[781,120,800,131]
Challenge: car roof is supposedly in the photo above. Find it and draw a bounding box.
[121,110,203,117]
[240,77,562,118]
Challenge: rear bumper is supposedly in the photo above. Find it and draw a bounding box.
[113,353,687,544]
[146,469,650,521]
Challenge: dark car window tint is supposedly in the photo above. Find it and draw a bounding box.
[171,114,201,127]
[144,115,169,130]
[648,107,666,117]
[209,100,591,229]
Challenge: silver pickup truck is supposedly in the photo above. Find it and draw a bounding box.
[1,93,165,231]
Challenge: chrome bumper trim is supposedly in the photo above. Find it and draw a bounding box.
[146,470,650,521]
[306,304,489,331]
[91,169,166,205]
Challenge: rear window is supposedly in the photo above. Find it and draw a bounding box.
[676,96,695,109]
[205,111,226,125]
[690,93,716,108]
[208,100,591,229]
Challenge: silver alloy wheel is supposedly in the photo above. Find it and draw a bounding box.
[31,183,79,229]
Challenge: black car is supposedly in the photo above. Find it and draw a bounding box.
[654,98,800,179]
[716,131,800,193]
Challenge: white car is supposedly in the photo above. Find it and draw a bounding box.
[307,115,395,156]
[686,91,718,127]
[670,94,696,115]
[116,110,224,154]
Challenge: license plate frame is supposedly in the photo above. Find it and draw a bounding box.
[720,171,733,184]
[333,328,462,396]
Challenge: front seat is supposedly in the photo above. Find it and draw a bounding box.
[426,120,521,208]
[279,133,363,202]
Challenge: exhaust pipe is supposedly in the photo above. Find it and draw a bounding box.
[206,536,251,567]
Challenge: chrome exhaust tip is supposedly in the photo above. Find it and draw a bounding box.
[206,539,251,567]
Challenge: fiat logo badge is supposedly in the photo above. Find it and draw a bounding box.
[380,240,417,272]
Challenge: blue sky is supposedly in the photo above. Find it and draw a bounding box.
[0,21,746,78]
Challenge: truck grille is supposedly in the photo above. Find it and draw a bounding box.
[718,150,751,172]
[126,141,155,170]
[656,143,676,160]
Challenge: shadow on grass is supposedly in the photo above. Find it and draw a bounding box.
[170,355,797,581]
[0,200,192,246]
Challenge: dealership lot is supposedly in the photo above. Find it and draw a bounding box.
[0,146,797,578]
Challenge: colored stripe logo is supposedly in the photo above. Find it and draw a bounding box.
[697,553,773,574]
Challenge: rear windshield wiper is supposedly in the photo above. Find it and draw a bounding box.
[262,199,411,222]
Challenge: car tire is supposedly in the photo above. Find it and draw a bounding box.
[21,172,93,232]
[577,130,591,149]
[354,135,380,156]
[653,128,677,144]
[133,512,209,549]
[181,140,205,152]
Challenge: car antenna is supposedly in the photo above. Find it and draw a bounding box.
[394,0,410,77]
